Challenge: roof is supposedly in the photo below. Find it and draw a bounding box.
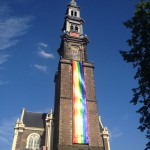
[23,111,47,128]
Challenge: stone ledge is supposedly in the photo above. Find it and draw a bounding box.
[58,144,104,150]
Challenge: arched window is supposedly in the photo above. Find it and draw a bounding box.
[71,10,74,16]
[75,11,77,17]
[26,133,40,150]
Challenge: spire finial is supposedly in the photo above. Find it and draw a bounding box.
[70,0,77,6]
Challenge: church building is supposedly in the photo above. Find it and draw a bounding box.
[12,0,110,150]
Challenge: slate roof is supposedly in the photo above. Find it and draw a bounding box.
[23,111,47,128]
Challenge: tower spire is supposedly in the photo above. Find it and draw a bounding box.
[70,0,77,6]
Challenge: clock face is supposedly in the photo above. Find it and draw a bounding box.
[69,46,80,60]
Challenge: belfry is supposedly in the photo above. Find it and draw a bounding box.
[12,1,110,150]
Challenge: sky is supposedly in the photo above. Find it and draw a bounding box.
[0,0,148,150]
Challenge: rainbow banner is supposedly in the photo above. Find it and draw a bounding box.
[72,60,89,144]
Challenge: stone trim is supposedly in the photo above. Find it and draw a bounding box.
[83,62,94,68]
[60,96,71,100]
[86,99,97,102]
[45,110,54,150]
[20,108,26,123]
[26,133,41,149]
[11,128,18,150]
[25,127,45,131]
[60,59,72,64]
[61,34,89,44]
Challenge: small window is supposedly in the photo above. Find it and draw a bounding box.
[75,11,77,17]
[26,133,40,150]
[70,25,74,31]
[71,10,74,16]
[75,26,78,32]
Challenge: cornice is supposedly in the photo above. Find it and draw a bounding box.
[61,33,89,44]
[65,15,84,23]
[25,127,45,131]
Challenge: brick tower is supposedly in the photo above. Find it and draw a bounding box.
[11,1,110,150]
[53,0,110,150]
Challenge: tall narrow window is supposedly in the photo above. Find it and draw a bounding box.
[71,10,74,16]
[26,133,40,150]
[75,11,77,17]
[70,25,74,31]
[75,26,78,32]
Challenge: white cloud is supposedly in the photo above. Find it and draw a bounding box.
[0,5,33,50]
[0,17,32,50]
[34,64,48,72]
[0,117,17,145]
[38,42,48,48]
[38,50,55,59]
[0,54,11,64]
[37,42,55,59]
[110,127,123,138]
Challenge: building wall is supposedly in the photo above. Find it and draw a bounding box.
[15,129,45,150]
[53,59,105,150]
[84,63,96,101]
[84,63,104,147]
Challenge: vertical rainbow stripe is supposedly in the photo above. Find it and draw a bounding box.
[72,60,89,144]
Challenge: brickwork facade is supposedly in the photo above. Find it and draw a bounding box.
[53,60,106,150]
[53,1,110,149]
[15,130,45,150]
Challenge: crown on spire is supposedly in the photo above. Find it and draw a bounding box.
[70,0,77,6]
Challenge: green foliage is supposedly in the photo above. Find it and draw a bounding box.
[120,0,150,149]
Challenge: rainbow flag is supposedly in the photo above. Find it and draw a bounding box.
[72,60,89,144]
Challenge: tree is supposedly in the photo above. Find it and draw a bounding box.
[120,0,150,149]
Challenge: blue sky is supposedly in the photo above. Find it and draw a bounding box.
[0,0,148,149]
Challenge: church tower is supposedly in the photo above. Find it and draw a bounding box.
[11,1,110,150]
[53,0,110,149]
